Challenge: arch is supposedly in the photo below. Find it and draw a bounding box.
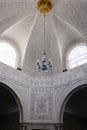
[0,82,23,123]
[57,78,87,123]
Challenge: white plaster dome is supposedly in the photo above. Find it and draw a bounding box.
[0,0,87,76]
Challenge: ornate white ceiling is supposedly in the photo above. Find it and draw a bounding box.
[0,0,87,76]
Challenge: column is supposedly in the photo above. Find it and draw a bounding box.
[55,123,64,130]
[20,123,27,130]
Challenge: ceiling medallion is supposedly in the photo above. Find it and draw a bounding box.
[36,0,53,14]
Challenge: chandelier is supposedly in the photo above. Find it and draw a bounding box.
[36,0,53,72]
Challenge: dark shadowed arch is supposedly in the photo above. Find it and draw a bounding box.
[61,84,87,130]
[0,82,23,129]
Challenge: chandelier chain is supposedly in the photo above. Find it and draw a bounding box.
[44,8,45,49]
[36,0,52,72]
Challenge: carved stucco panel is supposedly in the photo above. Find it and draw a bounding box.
[29,87,54,121]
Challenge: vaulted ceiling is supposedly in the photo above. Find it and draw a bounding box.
[0,0,87,76]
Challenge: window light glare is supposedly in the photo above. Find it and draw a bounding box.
[68,46,87,69]
[0,42,17,68]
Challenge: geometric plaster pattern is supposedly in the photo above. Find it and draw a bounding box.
[30,88,53,121]
[1,63,87,123]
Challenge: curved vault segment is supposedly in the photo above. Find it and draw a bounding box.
[52,14,84,50]
[54,0,87,38]
[52,14,85,69]
[1,13,37,68]
[0,0,37,35]
[23,14,62,76]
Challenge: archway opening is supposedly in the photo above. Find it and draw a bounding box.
[0,83,22,130]
[63,85,87,130]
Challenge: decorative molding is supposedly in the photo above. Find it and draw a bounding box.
[30,88,53,121]
[35,96,48,114]
[1,62,87,88]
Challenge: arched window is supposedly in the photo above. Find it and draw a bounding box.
[68,45,87,69]
[0,42,17,68]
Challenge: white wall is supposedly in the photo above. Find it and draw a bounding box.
[0,62,87,124]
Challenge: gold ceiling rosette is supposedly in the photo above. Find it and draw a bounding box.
[36,0,53,14]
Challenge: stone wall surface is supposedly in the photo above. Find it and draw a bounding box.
[0,62,87,123]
